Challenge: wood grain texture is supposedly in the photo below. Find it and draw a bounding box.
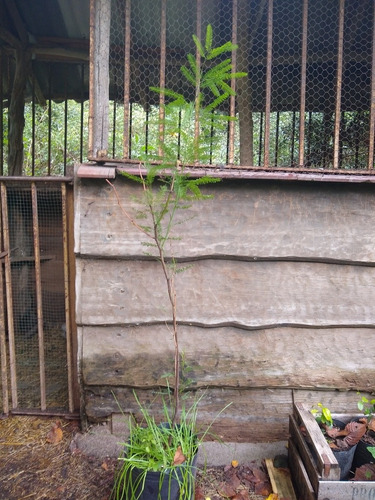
[77,258,375,327]
[76,178,375,263]
[82,324,374,391]
[83,387,370,442]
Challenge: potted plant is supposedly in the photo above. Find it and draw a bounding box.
[109,25,246,500]
[351,394,375,474]
[311,402,366,480]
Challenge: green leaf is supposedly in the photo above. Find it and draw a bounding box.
[206,41,238,60]
[205,24,213,53]
[192,34,205,58]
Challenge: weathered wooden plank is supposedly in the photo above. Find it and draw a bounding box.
[76,178,375,263]
[81,324,374,391]
[265,457,297,500]
[293,403,340,481]
[83,386,292,442]
[289,415,320,493]
[288,439,316,500]
[77,258,375,327]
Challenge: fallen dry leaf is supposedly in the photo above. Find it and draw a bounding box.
[173,445,186,465]
[231,459,239,468]
[46,421,63,445]
[218,480,236,498]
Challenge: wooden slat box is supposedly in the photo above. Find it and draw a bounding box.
[288,402,375,500]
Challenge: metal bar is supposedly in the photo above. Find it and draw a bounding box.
[274,112,280,166]
[299,0,308,167]
[1,183,17,409]
[158,0,167,157]
[129,102,133,157]
[228,0,238,165]
[145,107,149,154]
[88,0,95,157]
[258,112,264,166]
[194,0,202,163]
[48,67,52,175]
[291,111,296,166]
[123,0,131,159]
[333,0,345,169]
[64,94,68,175]
[0,200,8,415]
[61,183,74,413]
[31,183,46,410]
[31,73,35,175]
[112,101,117,158]
[368,0,375,169]
[80,64,85,163]
[263,0,273,168]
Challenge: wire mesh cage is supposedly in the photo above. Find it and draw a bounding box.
[91,0,375,170]
[0,182,75,415]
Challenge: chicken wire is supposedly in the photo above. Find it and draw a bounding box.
[93,0,375,169]
[0,182,73,414]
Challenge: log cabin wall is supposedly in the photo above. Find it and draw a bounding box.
[75,171,375,442]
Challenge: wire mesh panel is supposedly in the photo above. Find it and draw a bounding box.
[91,0,375,170]
[0,181,76,415]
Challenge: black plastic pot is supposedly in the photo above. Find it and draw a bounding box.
[325,419,357,480]
[332,444,358,480]
[125,453,198,500]
[352,434,375,472]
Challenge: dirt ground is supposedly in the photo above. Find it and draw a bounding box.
[0,415,272,500]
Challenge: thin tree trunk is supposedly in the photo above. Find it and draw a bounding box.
[8,48,30,176]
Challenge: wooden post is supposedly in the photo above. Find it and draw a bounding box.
[89,0,111,159]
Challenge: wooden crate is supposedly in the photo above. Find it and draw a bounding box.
[288,402,375,500]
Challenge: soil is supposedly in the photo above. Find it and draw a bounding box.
[0,415,269,500]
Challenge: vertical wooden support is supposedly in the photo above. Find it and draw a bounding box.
[31,183,46,410]
[0,50,3,175]
[263,0,273,168]
[158,0,167,157]
[89,0,111,159]
[1,183,17,409]
[194,0,202,163]
[228,0,238,166]
[123,0,131,159]
[61,183,74,413]
[368,0,375,169]
[0,206,8,415]
[333,0,345,170]
[299,0,308,168]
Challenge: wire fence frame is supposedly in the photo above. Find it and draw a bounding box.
[87,0,375,171]
[0,179,78,417]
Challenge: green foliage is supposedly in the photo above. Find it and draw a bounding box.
[367,447,375,460]
[111,27,242,499]
[112,395,199,500]
[311,403,333,428]
[357,393,375,418]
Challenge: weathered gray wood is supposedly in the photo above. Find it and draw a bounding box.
[288,439,316,500]
[77,258,375,327]
[90,0,110,158]
[83,386,292,442]
[83,387,370,443]
[81,324,374,391]
[293,403,340,481]
[289,416,320,493]
[76,178,375,263]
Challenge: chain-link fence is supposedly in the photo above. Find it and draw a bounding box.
[92,0,375,170]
